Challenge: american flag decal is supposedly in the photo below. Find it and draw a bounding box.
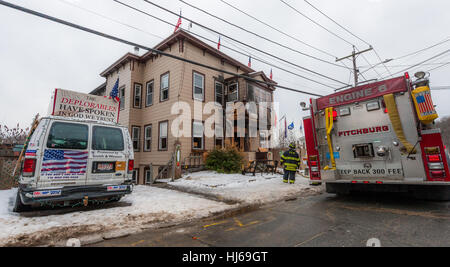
[25,150,37,157]
[42,150,88,174]
[415,92,436,116]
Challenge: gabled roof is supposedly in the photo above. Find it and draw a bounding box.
[100,30,254,77]
[90,82,106,95]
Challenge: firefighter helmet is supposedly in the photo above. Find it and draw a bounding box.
[289,143,296,149]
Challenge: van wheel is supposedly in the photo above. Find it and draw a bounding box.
[13,190,31,213]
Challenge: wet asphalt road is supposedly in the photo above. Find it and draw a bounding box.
[90,193,450,247]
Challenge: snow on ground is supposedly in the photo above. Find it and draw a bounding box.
[169,171,322,205]
[0,186,236,246]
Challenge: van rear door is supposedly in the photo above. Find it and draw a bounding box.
[87,125,128,186]
[38,120,89,188]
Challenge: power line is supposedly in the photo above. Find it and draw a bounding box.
[56,0,165,41]
[393,36,450,61]
[140,0,350,86]
[216,35,339,89]
[360,62,450,68]
[218,0,337,58]
[111,0,340,89]
[303,0,370,47]
[279,0,354,47]
[383,48,450,79]
[0,0,325,97]
[179,0,348,69]
[426,62,450,72]
[296,0,391,78]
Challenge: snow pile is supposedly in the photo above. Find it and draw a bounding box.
[169,171,321,205]
[0,186,235,246]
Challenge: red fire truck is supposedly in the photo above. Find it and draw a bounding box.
[302,72,450,200]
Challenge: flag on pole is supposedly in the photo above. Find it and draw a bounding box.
[217,36,221,50]
[174,11,182,33]
[270,69,273,80]
[288,122,295,130]
[284,118,287,138]
[110,78,120,102]
[248,56,252,68]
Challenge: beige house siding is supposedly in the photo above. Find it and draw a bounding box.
[98,32,275,184]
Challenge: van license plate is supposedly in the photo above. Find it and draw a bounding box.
[98,163,114,171]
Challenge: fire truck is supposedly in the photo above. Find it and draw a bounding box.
[302,72,450,200]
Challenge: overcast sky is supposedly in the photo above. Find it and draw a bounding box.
[1,0,450,134]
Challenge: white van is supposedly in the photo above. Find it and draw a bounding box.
[14,116,134,212]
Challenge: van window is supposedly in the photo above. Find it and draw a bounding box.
[47,122,88,150]
[92,126,124,151]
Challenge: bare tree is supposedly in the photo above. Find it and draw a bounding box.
[0,123,29,145]
[435,116,450,149]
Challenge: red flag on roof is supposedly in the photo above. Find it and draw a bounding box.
[174,12,182,33]
[217,36,221,50]
[270,69,273,80]
[248,56,252,68]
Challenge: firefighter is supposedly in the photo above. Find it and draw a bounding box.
[280,143,300,184]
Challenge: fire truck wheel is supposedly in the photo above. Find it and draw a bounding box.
[13,190,31,213]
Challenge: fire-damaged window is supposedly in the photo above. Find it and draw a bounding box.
[227,83,238,102]
[353,143,375,158]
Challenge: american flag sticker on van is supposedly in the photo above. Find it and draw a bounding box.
[41,150,88,174]
[25,150,37,157]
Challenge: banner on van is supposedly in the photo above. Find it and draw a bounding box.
[49,89,120,123]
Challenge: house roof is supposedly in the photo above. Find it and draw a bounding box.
[99,30,254,78]
[90,82,107,95]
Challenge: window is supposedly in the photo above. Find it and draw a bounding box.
[192,121,204,150]
[215,123,223,148]
[227,83,238,102]
[193,72,205,101]
[47,122,88,150]
[134,83,142,108]
[132,169,139,184]
[145,169,152,185]
[131,126,140,152]
[215,81,224,105]
[146,80,154,107]
[92,126,124,151]
[119,86,125,110]
[144,125,152,152]
[159,121,168,151]
[160,72,169,101]
[260,131,268,148]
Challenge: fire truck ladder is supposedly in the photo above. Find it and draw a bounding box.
[324,107,336,170]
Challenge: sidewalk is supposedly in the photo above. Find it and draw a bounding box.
[0,186,236,247]
[0,171,322,247]
[168,171,322,205]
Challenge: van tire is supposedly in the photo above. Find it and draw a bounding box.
[13,190,31,213]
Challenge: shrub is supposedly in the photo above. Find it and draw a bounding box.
[205,148,244,174]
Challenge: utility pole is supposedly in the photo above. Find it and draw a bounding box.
[336,46,373,87]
